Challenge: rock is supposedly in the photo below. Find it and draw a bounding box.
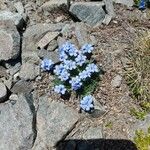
[7,62,21,76]
[22,23,63,63]
[1,76,13,89]
[104,0,115,17]
[69,2,106,27]
[19,63,40,81]
[41,0,67,12]
[33,96,79,149]
[38,49,60,64]
[57,36,66,47]
[0,11,24,28]
[74,22,93,46]
[14,2,24,14]
[129,115,150,139]
[0,82,7,102]
[9,94,18,101]
[37,31,59,49]
[61,23,93,47]
[102,14,112,25]
[22,51,40,64]
[83,126,103,139]
[0,66,7,78]
[111,75,122,88]
[89,99,106,118]
[11,80,33,94]
[0,93,36,150]
[0,28,20,61]
[113,0,134,7]
[47,39,58,51]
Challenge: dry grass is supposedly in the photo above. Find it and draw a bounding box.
[125,31,150,103]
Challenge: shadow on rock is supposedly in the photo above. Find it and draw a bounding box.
[56,139,137,150]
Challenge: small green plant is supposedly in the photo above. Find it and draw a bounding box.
[134,127,150,150]
[130,108,147,120]
[105,122,113,129]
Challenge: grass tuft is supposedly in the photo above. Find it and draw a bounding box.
[125,31,150,103]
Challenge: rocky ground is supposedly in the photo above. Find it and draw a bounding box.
[0,0,150,150]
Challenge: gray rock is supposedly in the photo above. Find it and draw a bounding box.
[0,82,7,102]
[11,80,33,94]
[0,93,36,150]
[104,0,115,17]
[19,63,40,81]
[61,23,93,47]
[113,0,134,7]
[0,10,24,28]
[129,114,150,139]
[47,39,58,51]
[0,66,7,78]
[37,31,59,49]
[14,2,24,14]
[57,36,66,47]
[83,126,103,139]
[70,2,106,27]
[74,22,93,46]
[111,75,122,88]
[22,23,63,63]
[1,76,13,89]
[0,28,20,61]
[102,14,112,25]
[9,94,18,101]
[33,96,79,149]
[89,99,106,118]
[38,49,60,64]
[41,0,67,12]
[7,62,21,76]
[22,51,40,64]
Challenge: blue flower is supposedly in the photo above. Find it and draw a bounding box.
[59,51,68,61]
[86,63,99,73]
[139,0,146,10]
[58,70,70,81]
[41,58,54,71]
[69,76,82,90]
[81,44,94,54]
[80,95,94,111]
[75,54,86,66]
[54,84,66,95]
[54,64,66,76]
[64,60,77,70]
[79,70,91,80]
[59,42,74,53]
[68,46,78,57]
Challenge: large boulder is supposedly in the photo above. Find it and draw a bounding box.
[70,2,106,27]
[0,93,36,150]
[33,96,79,149]
[0,20,20,62]
[0,10,24,28]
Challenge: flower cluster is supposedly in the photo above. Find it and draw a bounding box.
[80,95,94,111]
[40,41,100,112]
[41,58,54,71]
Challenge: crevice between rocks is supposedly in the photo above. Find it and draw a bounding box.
[24,93,37,149]
[56,119,81,148]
